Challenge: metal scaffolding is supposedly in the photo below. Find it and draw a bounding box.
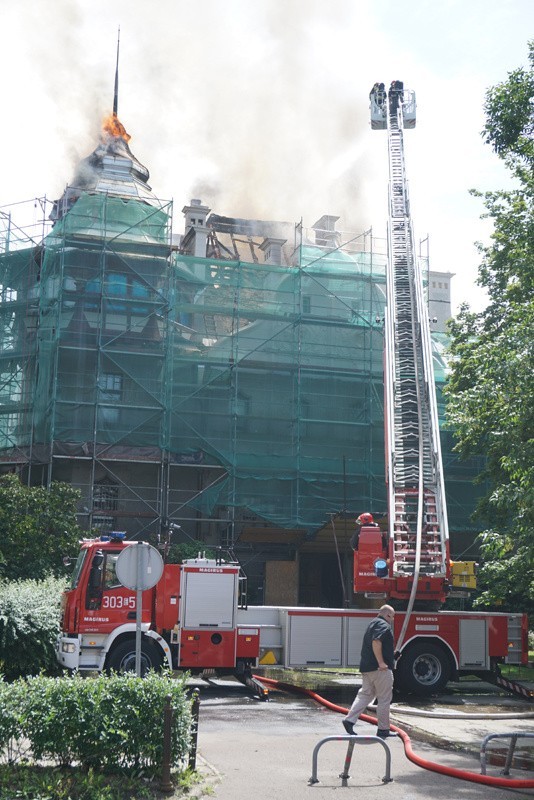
[0,193,483,550]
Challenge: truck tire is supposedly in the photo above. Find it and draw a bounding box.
[106,638,163,676]
[395,641,451,695]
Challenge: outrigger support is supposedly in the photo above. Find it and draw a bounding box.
[235,666,270,700]
[483,667,534,703]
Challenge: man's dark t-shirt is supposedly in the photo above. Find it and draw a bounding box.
[359,616,395,672]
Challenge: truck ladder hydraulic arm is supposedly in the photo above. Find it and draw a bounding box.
[384,89,450,605]
[354,87,451,607]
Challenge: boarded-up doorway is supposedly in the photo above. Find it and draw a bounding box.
[264,560,298,605]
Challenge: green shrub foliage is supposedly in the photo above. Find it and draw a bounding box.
[0,764,157,800]
[0,576,66,679]
[0,672,192,775]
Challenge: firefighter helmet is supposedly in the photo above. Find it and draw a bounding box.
[357,512,374,525]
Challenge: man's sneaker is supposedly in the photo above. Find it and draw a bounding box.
[376,729,398,739]
[342,720,356,735]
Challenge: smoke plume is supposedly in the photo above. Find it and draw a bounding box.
[1,0,389,236]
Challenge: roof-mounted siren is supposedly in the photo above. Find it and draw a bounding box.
[401,89,416,129]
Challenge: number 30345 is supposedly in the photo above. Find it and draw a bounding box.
[102,596,136,609]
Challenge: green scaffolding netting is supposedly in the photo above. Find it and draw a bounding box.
[0,192,484,534]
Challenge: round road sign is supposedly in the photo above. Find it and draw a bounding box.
[116,543,164,591]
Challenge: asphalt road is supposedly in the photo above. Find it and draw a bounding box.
[194,676,534,800]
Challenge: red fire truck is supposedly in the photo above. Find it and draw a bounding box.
[56,534,529,697]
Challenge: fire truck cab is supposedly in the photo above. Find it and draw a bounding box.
[57,534,259,678]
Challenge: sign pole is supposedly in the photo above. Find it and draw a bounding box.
[115,541,164,678]
[135,542,142,677]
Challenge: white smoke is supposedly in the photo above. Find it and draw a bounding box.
[3,0,523,311]
[1,0,393,236]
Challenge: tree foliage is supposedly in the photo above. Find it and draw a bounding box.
[167,539,217,563]
[482,41,534,166]
[446,42,534,611]
[0,475,83,581]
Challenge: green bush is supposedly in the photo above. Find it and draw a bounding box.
[0,575,66,679]
[0,672,192,776]
[0,765,157,799]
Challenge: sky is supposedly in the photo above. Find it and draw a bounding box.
[0,0,532,312]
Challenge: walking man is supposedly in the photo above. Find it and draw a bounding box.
[342,604,397,739]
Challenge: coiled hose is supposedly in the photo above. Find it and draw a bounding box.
[255,675,534,789]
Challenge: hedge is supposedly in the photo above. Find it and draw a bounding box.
[0,672,192,776]
[0,576,66,679]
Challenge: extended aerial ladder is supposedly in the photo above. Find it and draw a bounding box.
[354,86,451,608]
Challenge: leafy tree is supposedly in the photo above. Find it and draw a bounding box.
[445,43,534,611]
[0,475,83,580]
[167,539,217,563]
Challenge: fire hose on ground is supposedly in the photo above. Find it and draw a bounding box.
[254,674,534,789]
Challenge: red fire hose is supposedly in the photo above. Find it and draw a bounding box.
[255,675,534,789]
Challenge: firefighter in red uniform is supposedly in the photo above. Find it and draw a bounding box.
[350,512,377,550]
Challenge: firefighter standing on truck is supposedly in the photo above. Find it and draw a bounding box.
[350,512,377,550]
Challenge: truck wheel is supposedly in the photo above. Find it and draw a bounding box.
[106,638,163,676]
[395,641,451,695]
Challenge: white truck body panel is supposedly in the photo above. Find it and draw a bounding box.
[182,569,237,629]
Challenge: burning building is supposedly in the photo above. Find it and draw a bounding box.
[0,109,473,605]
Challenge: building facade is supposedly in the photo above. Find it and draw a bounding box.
[0,128,482,604]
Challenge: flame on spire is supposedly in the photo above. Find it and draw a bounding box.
[101,29,130,141]
[102,112,131,141]
[102,25,132,142]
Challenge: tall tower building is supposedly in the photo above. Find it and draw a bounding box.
[428,269,455,333]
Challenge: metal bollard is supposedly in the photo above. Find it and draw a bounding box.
[159,693,174,793]
[480,732,534,776]
[188,689,201,771]
[309,734,393,786]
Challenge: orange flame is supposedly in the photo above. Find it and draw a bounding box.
[102,113,131,142]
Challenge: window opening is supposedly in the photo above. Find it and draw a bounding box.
[97,375,122,427]
[103,552,121,590]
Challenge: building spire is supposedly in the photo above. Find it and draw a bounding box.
[113,26,120,116]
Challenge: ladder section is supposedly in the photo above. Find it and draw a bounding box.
[392,489,445,574]
[385,102,448,579]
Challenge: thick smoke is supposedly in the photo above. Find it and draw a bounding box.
[1,0,388,236]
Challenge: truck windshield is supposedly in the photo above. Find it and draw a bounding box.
[103,552,121,590]
[70,549,88,589]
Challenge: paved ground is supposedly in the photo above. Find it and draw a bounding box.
[194,675,534,800]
